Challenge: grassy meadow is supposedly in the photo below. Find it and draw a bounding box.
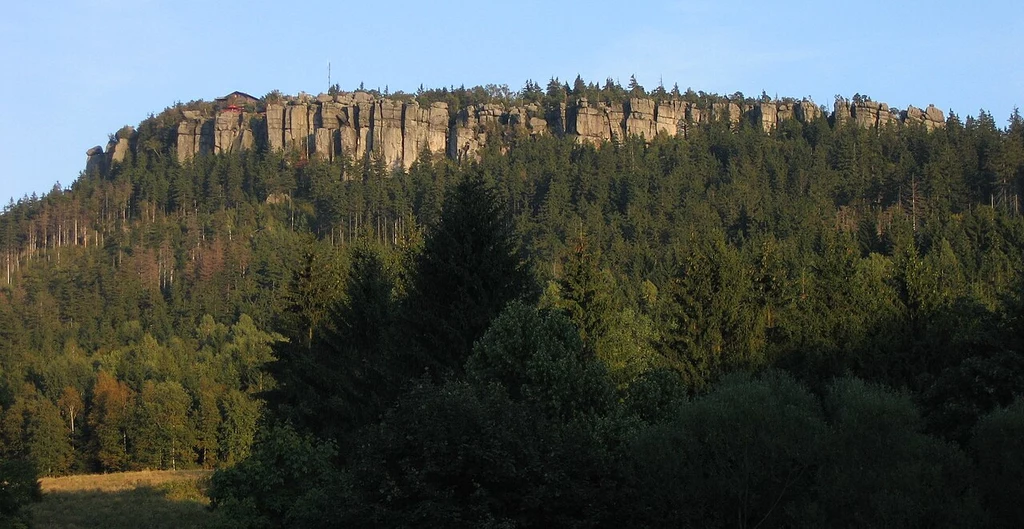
[28,470,213,529]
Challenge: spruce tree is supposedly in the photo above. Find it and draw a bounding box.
[556,235,614,356]
[661,232,758,388]
[313,243,398,441]
[400,173,535,380]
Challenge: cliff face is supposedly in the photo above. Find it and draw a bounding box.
[87,91,950,173]
[838,98,945,131]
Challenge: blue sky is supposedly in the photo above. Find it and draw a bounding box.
[2,0,1021,204]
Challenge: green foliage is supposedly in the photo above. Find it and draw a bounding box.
[88,372,134,471]
[814,377,978,528]
[266,241,399,443]
[216,388,260,465]
[0,458,41,529]
[971,399,1024,528]
[466,301,614,420]
[661,231,762,387]
[552,236,615,354]
[132,381,194,470]
[620,368,687,423]
[208,424,338,529]
[400,173,536,378]
[626,371,825,528]
[340,378,623,529]
[2,388,73,476]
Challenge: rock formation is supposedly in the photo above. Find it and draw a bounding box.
[164,90,948,172]
[177,111,211,162]
[834,98,944,131]
[904,104,946,131]
[795,100,821,123]
[213,111,253,155]
[87,129,133,173]
[403,101,449,166]
[755,102,778,132]
[85,146,107,175]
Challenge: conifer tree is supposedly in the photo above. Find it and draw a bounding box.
[661,232,758,387]
[555,234,614,356]
[400,173,535,379]
[272,243,399,442]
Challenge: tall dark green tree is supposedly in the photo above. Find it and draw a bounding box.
[661,231,760,387]
[553,235,614,355]
[266,242,399,443]
[400,173,535,379]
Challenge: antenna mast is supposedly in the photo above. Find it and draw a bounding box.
[328,62,331,90]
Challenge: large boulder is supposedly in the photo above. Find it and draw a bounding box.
[86,146,107,175]
[924,104,945,130]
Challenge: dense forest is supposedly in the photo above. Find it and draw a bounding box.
[2,78,1024,527]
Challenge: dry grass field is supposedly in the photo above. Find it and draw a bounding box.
[27,470,213,529]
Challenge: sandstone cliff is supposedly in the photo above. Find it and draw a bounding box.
[86,128,135,173]
[87,90,951,173]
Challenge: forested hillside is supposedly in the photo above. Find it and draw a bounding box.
[2,79,1024,527]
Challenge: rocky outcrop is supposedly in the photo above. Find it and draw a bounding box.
[850,100,898,129]
[107,135,132,165]
[213,111,253,155]
[448,103,510,161]
[372,99,405,170]
[167,90,948,171]
[177,111,212,162]
[710,102,742,128]
[625,98,657,139]
[655,101,685,136]
[313,92,370,163]
[570,99,619,145]
[86,129,134,173]
[85,146,107,175]
[285,105,314,154]
[506,103,548,136]
[403,101,449,166]
[795,100,821,123]
[834,99,852,126]
[755,102,778,132]
[837,99,944,131]
[571,97,751,145]
[904,104,946,131]
[265,104,285,153]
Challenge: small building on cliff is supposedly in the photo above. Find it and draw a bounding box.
[215,91,259,110]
